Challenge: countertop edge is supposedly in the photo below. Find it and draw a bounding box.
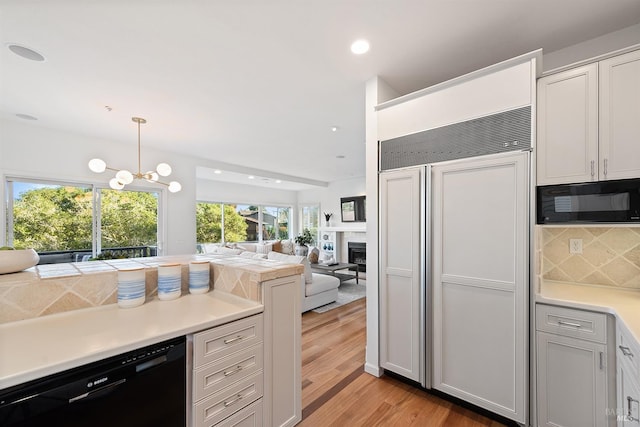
[0,290,263,390]
[537,280,640,347]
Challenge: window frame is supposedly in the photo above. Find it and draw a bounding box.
[4,176,165,258]
[196,201,293,245]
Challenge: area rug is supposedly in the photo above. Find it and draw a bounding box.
[312,279,366,313]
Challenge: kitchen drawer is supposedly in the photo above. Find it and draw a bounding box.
[618,321,640,381]
[194,344,264,402]
[194,315,263,368]
[214,398,263,427]
[193,371,264,427]
[536,304,607,343]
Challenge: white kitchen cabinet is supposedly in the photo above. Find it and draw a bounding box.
[261,275,301,427]
[191,315,265,427]
[599,49,640,181]
[537,49,640,185]
[379,167,423,383]
[617,322,640,427]
[537,64,598,185]
[432,151,529,423]
[535,304,614,427]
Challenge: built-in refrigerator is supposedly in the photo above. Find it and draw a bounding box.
[379,150,529,424]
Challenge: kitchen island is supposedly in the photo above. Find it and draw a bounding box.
[0,255,303,427]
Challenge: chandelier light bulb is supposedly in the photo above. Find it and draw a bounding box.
[168,181,182,193]
[145,171,159,182]
[88,158,107,173]
[109,178,125,190]
[116,170,134,184]
[156,163,172,177]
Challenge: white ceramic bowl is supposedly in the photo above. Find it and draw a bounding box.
[0,249,40,274]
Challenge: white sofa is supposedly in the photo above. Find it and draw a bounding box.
[266,251,339,312]
[199,242,340,312]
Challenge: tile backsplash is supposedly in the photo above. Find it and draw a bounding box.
[541,227,640,289]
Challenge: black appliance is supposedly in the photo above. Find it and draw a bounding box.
[537,178,640,224]
[0,336,186,426]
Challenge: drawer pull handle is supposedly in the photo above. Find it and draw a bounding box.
[224,335,244,345]
[557,320,581,328]
[224,393,244,407]
[627,396,639,422]
[619,345,635,358]
[590,160,595,178]
[223,365,243,377]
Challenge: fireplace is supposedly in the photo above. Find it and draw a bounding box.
[348,242,366,273]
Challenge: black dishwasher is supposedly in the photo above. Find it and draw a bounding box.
[0,335,186,426]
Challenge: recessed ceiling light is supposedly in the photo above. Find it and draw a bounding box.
[336,155,346,159]
[275,180,282,184]
[214,170,222,174]
[248,175,255,179]
[350,39,370,55]
[7,44,45,61]
[331,126,339,132]
[16,113,38,121]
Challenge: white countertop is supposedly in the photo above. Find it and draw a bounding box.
[537,280,640,346]
[0,290,263,390]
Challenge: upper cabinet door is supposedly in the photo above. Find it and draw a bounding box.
[537,64,598,185]
[599,49,640,181]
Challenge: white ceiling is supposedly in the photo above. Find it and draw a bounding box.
[2,1,640,190]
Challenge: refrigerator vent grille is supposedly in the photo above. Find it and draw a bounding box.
[379,106,531,170]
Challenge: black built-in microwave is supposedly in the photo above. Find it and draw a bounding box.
[537,178,640,224]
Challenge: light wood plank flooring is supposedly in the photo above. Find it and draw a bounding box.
[300,299,511,426]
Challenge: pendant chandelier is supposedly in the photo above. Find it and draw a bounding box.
[88,117,182,193]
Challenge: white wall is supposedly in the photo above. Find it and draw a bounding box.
[197,179,297,207]
[364,76,399,378]
[543,23,640,72]
[0,118,197,255]
[297,177,365,228]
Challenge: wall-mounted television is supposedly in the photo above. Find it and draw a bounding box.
[340,196,366,222]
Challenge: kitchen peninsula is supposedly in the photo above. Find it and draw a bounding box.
[0,254,303,427]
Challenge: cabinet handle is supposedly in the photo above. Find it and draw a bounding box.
[224,393,244,407]
[604,158,608,178]
[619,345,634,358]
[223,335,245,345]
[599,352,604,370]
[557,320,582,328]
[591,160,595,178]
[223,365,243,377]
[627,396,639,422]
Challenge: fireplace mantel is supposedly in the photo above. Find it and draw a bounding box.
[320,225,366,233]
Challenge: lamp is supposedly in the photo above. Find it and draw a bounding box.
[88,117,182,193]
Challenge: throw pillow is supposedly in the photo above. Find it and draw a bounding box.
[215,247,243,255]
[238,251,267,259]
[280,239,294,255]
[308,246,319,264]
[267,251,312,284]
[272,240,283,253]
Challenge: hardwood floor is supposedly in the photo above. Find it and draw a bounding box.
[300,299,511,426]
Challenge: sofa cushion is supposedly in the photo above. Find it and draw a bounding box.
[272,240,282,253]
[267,251,312,284]
[306,273,340,296]
[280,239,294,255]
[255,242,273,254]
[308,246,319,264]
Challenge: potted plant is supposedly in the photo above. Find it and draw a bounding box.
[323,212,333,227]
[294,228,314,256]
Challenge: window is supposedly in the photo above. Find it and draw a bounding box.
[6,178,162,262]
[196,202,291,246]
[300,204,319,242]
